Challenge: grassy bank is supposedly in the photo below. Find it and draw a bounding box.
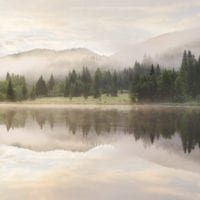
[23,93,131,105]
[1,92,200,108]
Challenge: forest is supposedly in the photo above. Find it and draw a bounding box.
[1,50,200,103]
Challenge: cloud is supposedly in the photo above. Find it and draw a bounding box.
[0,0,200,55]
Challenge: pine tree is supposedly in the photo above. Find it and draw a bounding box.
[111,71,118,96]
[93,68,102,98]
[150,64,155,76]
[35,76,48,97]
[7,79,15,101]
[158,70,176,101]
[30,86,36,100]
[81,67,92,99]
[73,80,83,97]
[64,77,70,97]
[22,81,28,100]
[6,72,11,81]
[48,74,55,92]
[103,70,112,96]
[156,64,161,76]
[67,70,78,98]
[69,70,77,84]
[174,76,186,102]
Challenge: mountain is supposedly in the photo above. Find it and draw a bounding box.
[112,27,200,68]
[1,27,200,79]
[0,48,111,80]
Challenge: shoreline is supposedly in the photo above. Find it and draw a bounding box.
[0,94,200,109]
[0,101,200,110]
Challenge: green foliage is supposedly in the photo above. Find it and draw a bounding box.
[35,76,48,97]
[129,50,200,103]
[22,81,28,100]
[47,74,55,93]
[129,83,137,102]
[52,81,65,97]
[0,81,7,101]
[6,79,15,101]
[81,67,92,99]
[157,70,177,101]
[110,71,118,97]
[2,50,200,104]
[93,68,102,98]
[134,76,157,101]
[30,86,36,100]
[64,77,70,97]
[179,50,198,97]
[102,70,112,96]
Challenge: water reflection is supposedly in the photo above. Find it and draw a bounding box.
[0,107,200,154]
[1,106,200,200]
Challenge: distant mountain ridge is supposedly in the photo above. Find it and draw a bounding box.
[1,27,200,78]
[6,48,97,58]
[0,48,111,80]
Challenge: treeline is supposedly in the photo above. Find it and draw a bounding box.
[2,66,145,101]
[1,50,200,102]
[130,50,200,102]
[1,68,128,101]
[0,73,28,101]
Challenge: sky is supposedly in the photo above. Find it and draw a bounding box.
[0,0,200,56]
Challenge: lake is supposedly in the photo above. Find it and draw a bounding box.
[0,105,200,200]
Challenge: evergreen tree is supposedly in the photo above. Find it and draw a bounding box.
[64,77,70,97]
[174,76,186,102]
[179,51,199,98]
[133,76,156,101]
[111,71,118,96]
[69,70,77,84]
[93,68,102,98]
[48,74,55,92]
[30,86,36,100]
[196,57,200,95]
[6,72,11,81]
[35,76,48,96]
[179,51,191,96]
[156,64,161,76]
[129,82,137,102]
[6,79,15,101]
[81,67,92,99]
[150,64,155,76]
[68,70,79,98]
[22,81,28,100]
[103,70,112,96]
[158,70,176,101]
[73,80,83,97]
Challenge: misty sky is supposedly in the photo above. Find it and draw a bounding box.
[0,0,200,55]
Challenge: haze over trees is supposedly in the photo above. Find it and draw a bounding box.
[129,50,200,102]
[0,50,200,103]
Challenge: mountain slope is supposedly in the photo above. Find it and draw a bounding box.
[113,27,200,68]
[0,48,110,79]
[1,27,200,79]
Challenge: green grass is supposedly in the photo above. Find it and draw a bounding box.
[23,93,131,105]
[2,92,200,107]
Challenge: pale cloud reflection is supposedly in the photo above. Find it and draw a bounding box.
[0,143,200,200]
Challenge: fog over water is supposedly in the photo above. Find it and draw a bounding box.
[0,106,200,200]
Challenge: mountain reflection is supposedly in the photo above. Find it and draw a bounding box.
[1,107,200,153]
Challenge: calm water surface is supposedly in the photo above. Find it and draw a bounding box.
[0,106,200,200]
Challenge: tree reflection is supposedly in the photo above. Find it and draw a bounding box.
[2,110,27,131]
[0,107,200,153]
